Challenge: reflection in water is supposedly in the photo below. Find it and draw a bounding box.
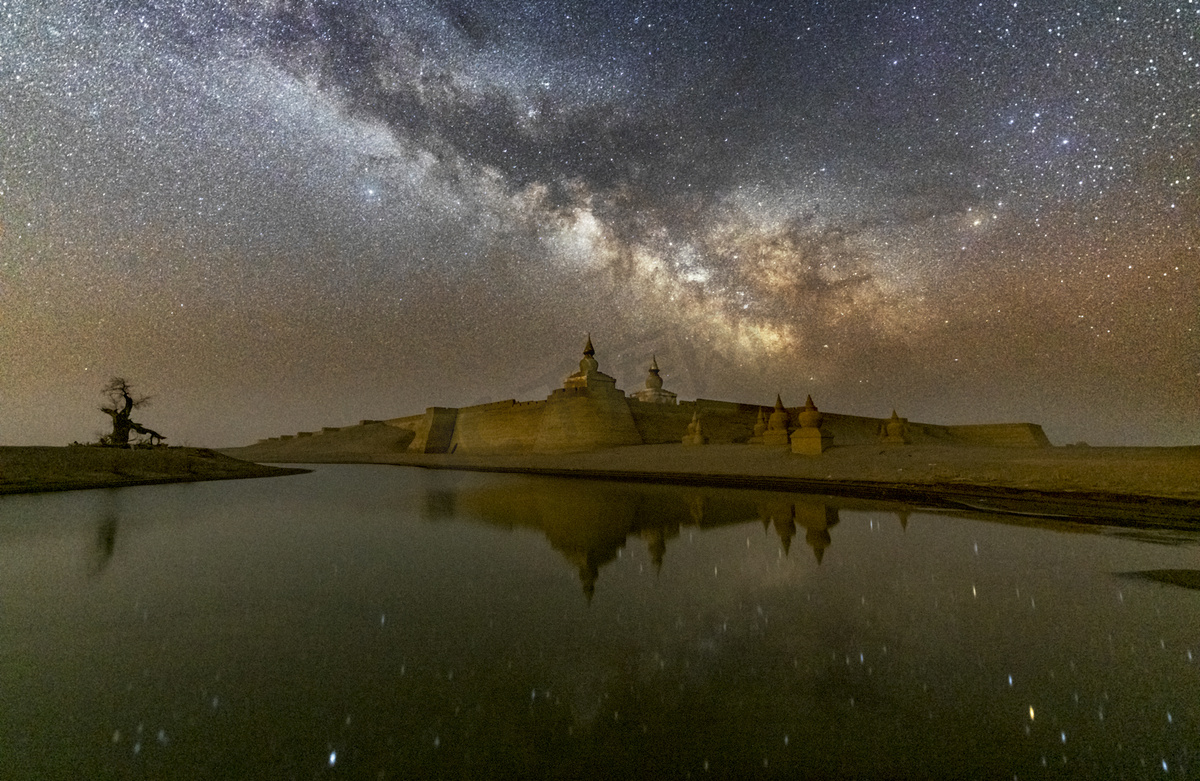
[441,480,843,598]
[796,501,838,563]
[3,466,1200,780]
[88,515,119,576]
[1120,569,1200,590]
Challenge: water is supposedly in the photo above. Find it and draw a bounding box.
[2,465,1198,779]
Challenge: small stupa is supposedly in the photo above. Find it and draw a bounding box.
[631,356,678,404]
[681,410,708,446]
[762,394,791,446]
[748,407,768,444]
[880,409,910,444]
[790,395,833,455]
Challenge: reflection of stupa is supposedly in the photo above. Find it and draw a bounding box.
[452,480,637,600]
[455,480,842,599]
[641,526,669,572]
[794,502,840,563]
[758,501,795,554]
[774,513,797,555]
[758,500,839,562]
[563,549,609,603]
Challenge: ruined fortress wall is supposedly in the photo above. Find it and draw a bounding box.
[818,413,1049,447]
[944,423,1051,447]
[410,407,460,453]
[224,421,415,462]
[629,399,762,445]
[812,412,889,445]
[628,402,695,444]
[818,412,955,445]
[693,399,762,444]
[533,389,643,452]
[383,413,425,433]
[385,409,458,454]
[250,392,1051,456]
[448,400,546,454]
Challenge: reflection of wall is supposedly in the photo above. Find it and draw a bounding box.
[450,480,843,598]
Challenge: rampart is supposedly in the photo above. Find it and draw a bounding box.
[447,400,547,454]
[231,341,1053,455]
[534,387,643,452]
[944,423,1051,448]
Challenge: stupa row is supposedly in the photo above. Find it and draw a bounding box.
[346,337,1050,454]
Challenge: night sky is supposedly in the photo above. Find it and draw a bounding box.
[2,0,1196,447]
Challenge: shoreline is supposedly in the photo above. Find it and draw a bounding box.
[220,441,1200,527]
[378,459,1200,528]
[0,446,308,496]
[7,440,1194,527]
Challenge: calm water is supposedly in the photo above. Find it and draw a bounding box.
[2,465,1198,779]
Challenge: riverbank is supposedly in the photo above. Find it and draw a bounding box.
[0,446,308,495]
[221,440,1200,526]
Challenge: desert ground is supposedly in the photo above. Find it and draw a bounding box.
[220,424,1200,526]
[0,446,306,495]
[4,424,1195,527]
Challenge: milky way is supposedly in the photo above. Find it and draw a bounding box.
[1,0,1196,446]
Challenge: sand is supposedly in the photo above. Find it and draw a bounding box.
[17,430,1191,525]
[222,437,1200,526]
[0,446,306,495]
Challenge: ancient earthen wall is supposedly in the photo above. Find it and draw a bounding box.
[247,391,1051,456]
[944,423,1051,447]
[413,407,460,453]
[533,388,643,452]
[816,414,1050,447]
[821,412,897,445]
[628,401,695,444]
[383,413,425,433]
[224,421,415,462]
[691,399,762,444]
[628,399,768,444]
[448,400,546,454]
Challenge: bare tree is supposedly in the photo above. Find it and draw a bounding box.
[99,377,165,447]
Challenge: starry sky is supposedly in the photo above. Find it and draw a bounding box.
[1,0,1196,447]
